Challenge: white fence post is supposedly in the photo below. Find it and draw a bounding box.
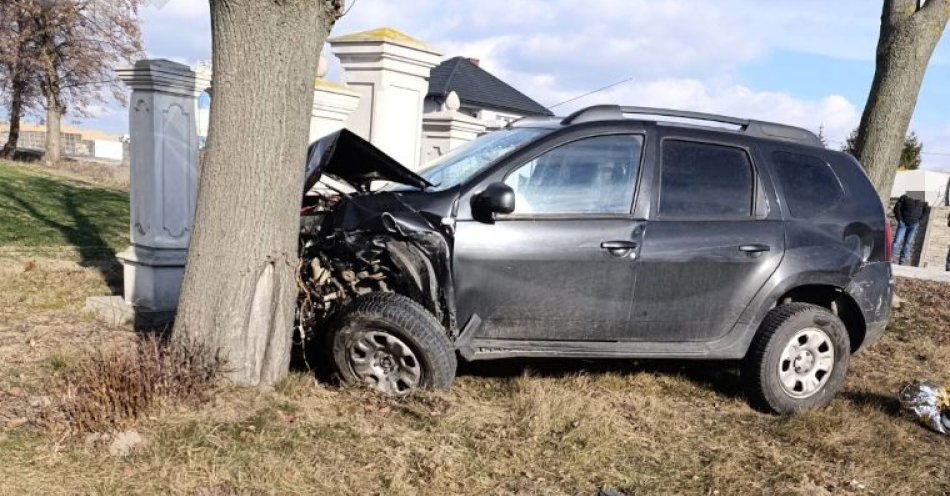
[422,91,487,163]
[330,28,441,169]
[112,59,210,316]
[310,54,360,141]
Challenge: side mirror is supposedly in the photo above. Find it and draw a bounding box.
[471,182,515,222]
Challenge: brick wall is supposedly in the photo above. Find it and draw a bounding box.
[919,205,950,270]
[0,125,91,157]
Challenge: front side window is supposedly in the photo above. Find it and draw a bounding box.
[503,135,643,215]
[410,127,549,191]
[659,140,754,219]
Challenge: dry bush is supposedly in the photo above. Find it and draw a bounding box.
[55,159,129,189]
[61,337,224,433]
[4,157,129,189]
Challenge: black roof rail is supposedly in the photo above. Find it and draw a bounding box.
[508,115,561,128]
[561,105,625,124]
[561,104,823,147]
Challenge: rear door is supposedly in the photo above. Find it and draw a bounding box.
[628,134,784,342]
[453,132,647,341]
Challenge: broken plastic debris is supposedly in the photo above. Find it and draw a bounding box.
[898,381,950,435]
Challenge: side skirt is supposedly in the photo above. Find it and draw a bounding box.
[463,337,747,361]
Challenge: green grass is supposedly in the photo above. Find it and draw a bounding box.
[0,161,129,257]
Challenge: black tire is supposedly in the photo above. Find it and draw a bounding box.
[325,292,456,394]
[742,303,850,414]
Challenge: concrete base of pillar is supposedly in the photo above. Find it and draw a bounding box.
[84,295,175,328]
[117,245,187,312]
[85,296,135,326]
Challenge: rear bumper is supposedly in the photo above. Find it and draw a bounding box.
[846,261,894,352]
[862,319,889,350]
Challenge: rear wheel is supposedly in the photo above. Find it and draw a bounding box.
[326,292,456,395]
[742,303,850,414]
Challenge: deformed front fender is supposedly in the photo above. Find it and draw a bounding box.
[328,193,459,335]
[384,237,458,335]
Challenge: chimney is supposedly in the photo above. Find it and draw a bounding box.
[467,57,480,66]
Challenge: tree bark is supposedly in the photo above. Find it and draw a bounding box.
[855,0,948,205]
[37,6,63,167]
[173,0,343,386]
[44,95,62,165]
[1,78,24,158]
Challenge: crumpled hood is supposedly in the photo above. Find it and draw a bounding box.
[304,129,433,193]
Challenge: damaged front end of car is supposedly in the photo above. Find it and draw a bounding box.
[296,130,458,347]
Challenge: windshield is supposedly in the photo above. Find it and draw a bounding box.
[408,127,549,191]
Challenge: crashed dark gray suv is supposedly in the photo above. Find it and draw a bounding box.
[297,105,894,414]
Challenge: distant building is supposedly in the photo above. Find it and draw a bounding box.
[0,121,124,161]
[892,169,950,206]
[424,56,553,129]
[890,169,950,270]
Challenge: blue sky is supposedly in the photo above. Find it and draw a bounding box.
[79,0,950,170]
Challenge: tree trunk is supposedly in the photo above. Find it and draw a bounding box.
[855,0,948,205]
[38,7,63,167]
[2,13,30,159]
[1,81,24,158]
[44,97,62,165]
[172,0,343,386]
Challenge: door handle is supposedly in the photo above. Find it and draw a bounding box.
[738,244,771,253]
[601,240,638,258]
[601,240,638,250]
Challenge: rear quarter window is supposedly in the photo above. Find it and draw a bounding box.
[771,151,845,218]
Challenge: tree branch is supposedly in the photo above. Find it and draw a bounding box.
[917,0,950,21]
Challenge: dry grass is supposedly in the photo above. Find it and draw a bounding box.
[60,337,224,433]
[3,157,129,190]
[1,257,948,495]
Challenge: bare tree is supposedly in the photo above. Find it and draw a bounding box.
[854,0,948,203]
[0,4,41,158]
[6,0,142,165]
[173,0,345,386]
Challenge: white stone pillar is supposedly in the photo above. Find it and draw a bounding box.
[422,91,487,163]
[310,80,361,141]
[114,59,210,314]
[330,28,441,168]
[309,54,360,141]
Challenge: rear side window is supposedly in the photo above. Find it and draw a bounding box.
[659,140,754,219]
[771,151,844,218]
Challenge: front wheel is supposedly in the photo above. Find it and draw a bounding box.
[742,303,850,414]
[325,292,456,395]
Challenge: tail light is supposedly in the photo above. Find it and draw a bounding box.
[884,219,892,261]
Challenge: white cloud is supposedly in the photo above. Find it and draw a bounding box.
[68,0,948,160]
[145,0,208,20]
[497,73,861,143]
[915,124,950,172]
[717,0,881,61]
[140,0,210,63]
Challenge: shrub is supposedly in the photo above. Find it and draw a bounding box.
[61,337,224,432]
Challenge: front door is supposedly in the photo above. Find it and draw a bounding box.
[629,137,784,341]
[454,134,646,341]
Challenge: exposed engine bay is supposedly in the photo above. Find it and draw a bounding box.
[295,130,458,344]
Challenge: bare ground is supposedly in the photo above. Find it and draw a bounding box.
[0,256,947,495]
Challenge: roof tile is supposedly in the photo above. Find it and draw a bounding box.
[427,57,553,116]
